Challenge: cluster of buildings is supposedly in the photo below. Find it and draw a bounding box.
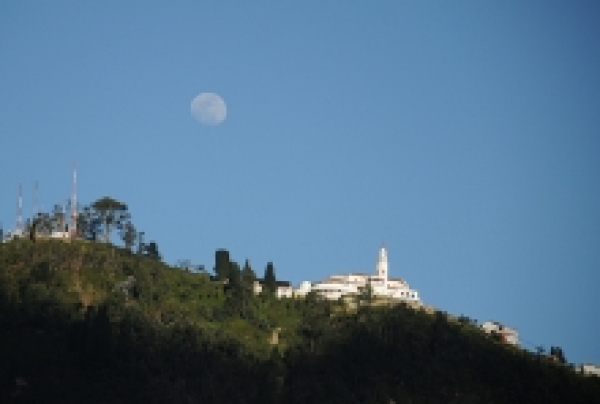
[480,321,519,345]
[300,245,420,303]
[253,245,421,304]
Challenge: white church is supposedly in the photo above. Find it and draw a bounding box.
[294,245,420,303]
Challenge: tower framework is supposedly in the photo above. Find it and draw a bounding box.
[34,180,39,219]
[16,183,23,235]
[70,161,77,238]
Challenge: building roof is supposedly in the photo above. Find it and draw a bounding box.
[255,279,291,288]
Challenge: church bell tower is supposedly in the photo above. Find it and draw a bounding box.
[376,245,389,285]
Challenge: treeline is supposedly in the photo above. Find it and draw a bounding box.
[1,239,599,403]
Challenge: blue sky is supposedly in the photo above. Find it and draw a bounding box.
[1,2,599,365]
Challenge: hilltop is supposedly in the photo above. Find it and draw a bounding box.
[1,238,599,403]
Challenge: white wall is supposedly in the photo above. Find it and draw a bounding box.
[580,364,600,377]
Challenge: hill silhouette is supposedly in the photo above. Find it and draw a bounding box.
[1,239,599,403]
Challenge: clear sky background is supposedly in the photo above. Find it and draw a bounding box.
[1,2,599,365]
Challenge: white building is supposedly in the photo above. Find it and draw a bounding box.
[298,246,420,303]
[2,229,24,243]
[578,363,600,377]
[294,281,312,297]
[253,280,294,299]
[480,321,519,346]
[50,230,70,239]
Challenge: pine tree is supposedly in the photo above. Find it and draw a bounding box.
[241,259,256,289]
[144,241,161,260]
[120,221,137,251]
[263,262,277,297]
[228,261,241,289]
[214,249,230,281]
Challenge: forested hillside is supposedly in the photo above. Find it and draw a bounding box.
[1,239,599,403]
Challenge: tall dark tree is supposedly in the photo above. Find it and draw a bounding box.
[263,262,277,297]
[51,204,67,233]
[29,218,38,242]
[90,196,130,242]
[120,221,137,251]
[241,259,257,289]
[88,217,102,241]
[229,262,242,285]
[137,231,145,254]
[33,212,52,237]
[239,259,257,315]
[214,249,230,281]
[76,206,93,240]
[536,346,545,357]
[74,205,101,241]
[143,241,161,260]
[223,261,244,317]
[550,346,567,364]
[228,261,242,290]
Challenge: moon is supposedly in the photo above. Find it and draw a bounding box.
[190,92,227,126]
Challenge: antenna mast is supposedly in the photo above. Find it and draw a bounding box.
[34,180,39,219]
[70,161,77,238]
[17,183,23,235]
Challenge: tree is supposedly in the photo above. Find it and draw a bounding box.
[33,212,52,237]
[223,261,246,318]
[51,204,67,233]
[227,261,242,291]
[137,231,145,254]
[120,221,137,251]
[536,346,545,356]
[90,196,130,243]
[29,218,37,242]
[457,315,477,327]
[550,346,567,364]
[241,259,257,289]
[214,249,230,281]
[88,216,102,241]
[73,205,102,241]
[143,241,161,260]
[239,259,257,315]
[263,262,277,297]
[299,291,331,353]
[76,206,94,240]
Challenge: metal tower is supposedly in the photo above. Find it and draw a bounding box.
[16,183,23,235]
[70,161,77,238]
[33,180,39,219]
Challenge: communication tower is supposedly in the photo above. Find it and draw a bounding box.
[33,180,39,219]
[70,161,77,238]
[16,183,23,235]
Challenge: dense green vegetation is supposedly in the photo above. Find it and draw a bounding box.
[1,238,599,403]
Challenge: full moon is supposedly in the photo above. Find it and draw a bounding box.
[190,92,227,126]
